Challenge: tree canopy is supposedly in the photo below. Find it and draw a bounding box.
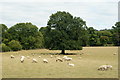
[42,11,88,54]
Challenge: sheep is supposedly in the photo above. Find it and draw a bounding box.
[11,55,15,58]
[20,56,25,63]
[43,59,48,63]
[50,55,53,58]
[98,65,108,71]
[32,58,38,63]
[64,57,72,61]
[67,63,75,67]
[56,57,63,62]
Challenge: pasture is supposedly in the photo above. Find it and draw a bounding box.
[1,47,118,78]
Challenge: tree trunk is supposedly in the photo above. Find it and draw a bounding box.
[61,50,65,55]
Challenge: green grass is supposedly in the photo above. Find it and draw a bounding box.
[1,47,118,78]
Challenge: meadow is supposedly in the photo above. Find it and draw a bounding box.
[1,47,118,78]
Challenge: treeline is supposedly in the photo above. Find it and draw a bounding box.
[0,11,120,52]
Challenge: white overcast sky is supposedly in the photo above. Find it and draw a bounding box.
[0,0,119,30]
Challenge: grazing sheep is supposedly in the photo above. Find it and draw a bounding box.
[11,55,15,58]
[43,59,48,63]
[56,57,63,62]
[20,56,25,63]
[67,63,75,67]
[32,58,38,63]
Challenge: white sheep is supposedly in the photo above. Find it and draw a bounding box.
[50,55,53,58]
[64,57,72,61]
[67,63,75,67]
[43,59,48,63]
[56,57,63,62]
[20,56,25,63]
[98,65,108,71]
[32,58,38,63]
[11,55,15,58]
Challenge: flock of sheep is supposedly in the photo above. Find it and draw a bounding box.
[10,54,75,67]
[10,52,117,71]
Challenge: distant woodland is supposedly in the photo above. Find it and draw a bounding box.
[0,11,120,53]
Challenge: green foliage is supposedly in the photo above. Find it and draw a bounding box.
[0,43,11,52]
[112,22,120,46]
[8,22,44,49]
[45,11,87,53]
[100,36,109,46]
[8,40,22,51]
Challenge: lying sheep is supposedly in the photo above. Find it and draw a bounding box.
[67,63,75,67]
[11,55,15,58]
[98,65,107,71]
[43,59,48,63]
[98,64,112,71]
[20,56,25,63]
[32,58,38,63]
[56,57,63,62]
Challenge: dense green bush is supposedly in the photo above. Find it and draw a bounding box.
[0,43,11,52]
[8,40,22,51]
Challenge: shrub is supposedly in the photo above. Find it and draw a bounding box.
[8,40,22,51]
[0,43,11,52]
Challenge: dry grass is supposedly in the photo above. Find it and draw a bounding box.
[1,47,118,78]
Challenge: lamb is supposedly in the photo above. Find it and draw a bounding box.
[20,56,25,63]
[67,63,75,67]
[32,58,38,63]
[56,57,63,62]
[11,55,15,58]
[43,59,48,63]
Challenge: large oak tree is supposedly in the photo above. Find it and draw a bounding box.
[44,11,87,54]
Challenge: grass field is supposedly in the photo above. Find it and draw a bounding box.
[1,47,118,78]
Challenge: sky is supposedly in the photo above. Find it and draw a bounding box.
[0,0,119,30]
